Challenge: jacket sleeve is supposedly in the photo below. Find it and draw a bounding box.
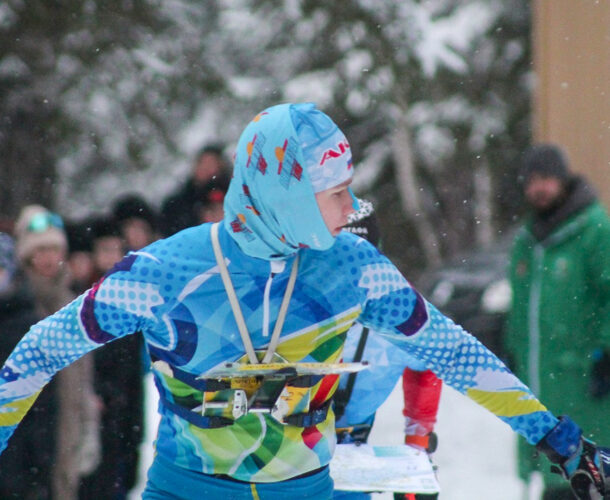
[0,253,157,453]
[356,250,559,447]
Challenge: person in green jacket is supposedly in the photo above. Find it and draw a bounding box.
[506,143,610,500]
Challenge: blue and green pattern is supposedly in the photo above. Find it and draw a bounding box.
[0,103,560,486]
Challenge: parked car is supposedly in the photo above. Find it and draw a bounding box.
[417,231,514,363]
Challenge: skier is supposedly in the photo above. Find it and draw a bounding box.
[333,199,441,500]
[0,103,608,500]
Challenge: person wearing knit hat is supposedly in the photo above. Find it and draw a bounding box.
[1,105,609,500]
[113,194,158,230]
[0,230,56,500]
[507,142,610,498]
[14,205,68,266]
[112,194,160,251]
[11,204,102,500]
[520,143,571,185]
[79,211,146,500]
[519,143,576,216]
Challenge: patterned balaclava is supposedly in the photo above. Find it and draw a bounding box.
[223,102,358,260]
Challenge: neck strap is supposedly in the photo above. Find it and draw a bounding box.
[211,223,299,364]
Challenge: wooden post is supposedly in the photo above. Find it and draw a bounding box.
[532,0,610,206]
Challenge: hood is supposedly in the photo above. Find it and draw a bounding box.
[223,102,357,260]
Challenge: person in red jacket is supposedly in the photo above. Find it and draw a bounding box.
[397,368,442,500]
[401,368,441,456]
[333,199,441,500]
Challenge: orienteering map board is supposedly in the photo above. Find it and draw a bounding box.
[330,444,440,494]
[199,361,369,378]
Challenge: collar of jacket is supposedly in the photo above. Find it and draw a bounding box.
[214,222,298,278]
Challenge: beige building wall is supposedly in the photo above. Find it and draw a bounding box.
[532,0,610,206]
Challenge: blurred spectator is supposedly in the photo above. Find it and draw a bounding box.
[0,216,14,236]
[0,231,54,500]
[65,219,95,295]
[88,216,124,280]
[13,206,100,500]
[160,144,231,235]
[112,194,160,251]
[199,189,226,223]
[506,144,610,499]
[79,214,145,500]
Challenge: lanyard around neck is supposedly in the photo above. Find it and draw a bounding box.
[210,223,299,364]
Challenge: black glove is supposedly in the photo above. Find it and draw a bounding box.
[537,416,610,499]
[590,349,610,399]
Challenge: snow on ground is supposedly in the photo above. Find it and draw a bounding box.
[130,373,540,499]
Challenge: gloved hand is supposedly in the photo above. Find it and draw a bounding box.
[536,415,610,499]
[590,349,610,399]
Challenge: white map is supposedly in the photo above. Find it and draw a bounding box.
[330,443,440,494]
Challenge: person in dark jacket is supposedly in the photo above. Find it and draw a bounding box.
[0,232,56,500]
[65,219,96,295]
[14,206,101,500]
[160,144,231,236]
[78,215,145,500]
[506,143,610,499]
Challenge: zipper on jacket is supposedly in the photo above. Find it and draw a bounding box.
[262,260,286,337]
[528,244,544,395]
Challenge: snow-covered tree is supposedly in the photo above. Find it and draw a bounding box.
[0,0,531,272]
[197,0,532,269]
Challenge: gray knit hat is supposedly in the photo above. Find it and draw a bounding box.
[520,144,571,184]
[14,205,68,263]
